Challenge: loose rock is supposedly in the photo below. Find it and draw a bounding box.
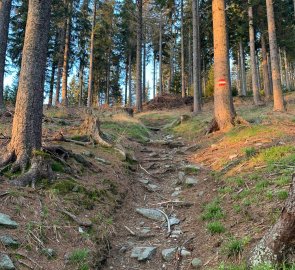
[191,258,202,269]
[136,208,165,221]
[0,235,19,248]
[0,253,15,270]
[0,214,18,229]
[185,177,198,186]
[131,247,157,261]
[161,247,177,262]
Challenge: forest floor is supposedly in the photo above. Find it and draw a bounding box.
[1,92,295,269]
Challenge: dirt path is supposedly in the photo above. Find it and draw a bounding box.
[102,129,209,270]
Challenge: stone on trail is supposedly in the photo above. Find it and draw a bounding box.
[130,247,157,261]
[185,177,198,186]
[180,248,191,257]
[161,247,177,262]
[139,179,149,185]
[147,184,160,192]
[0,213,18,229]
[0,253,15,270]
[191,258,202,269]
[136,208,165,221]
[171,191,181,197]
[0,235,19,248]
[168,217,180,226]
[42,248,57,259]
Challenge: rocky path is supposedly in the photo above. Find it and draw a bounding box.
[103,130,204,270]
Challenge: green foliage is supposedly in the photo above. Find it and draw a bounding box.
[222,237,249,257]
[172,117,206,140]
[202,199,224,221]
[51,161,64,172]
[204,66,214,97]
[206,221,225,234]
[243,147,256,157]
[276,190,288,200]
[68,248,90,270]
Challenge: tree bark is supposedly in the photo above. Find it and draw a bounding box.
[284,50,290,90]
[248,5,261,105]
[266,0,285,111]
[48,62,56,107]
[192,0,202,113]
[135,0,143,111]
[153,50,156,98]
[159,12,163,96]
[78,62,84,107]
[2,0,51,171]
[181,0,186,98]
[0,0,12,110]
[267,52,273,94]
[239,40,247,96]
[128,52,132,106]
[248,174,295,267]
[61,0,72,107]
[261,34,271,100]
[143,32,146,102]
[212,0,235,131]
[125,56,129,106]
[87,0,96,108]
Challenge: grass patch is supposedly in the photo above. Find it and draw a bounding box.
[68,248,90,270]
[201,199,224,220]
[206,221,225,234]
[243,147,256,157]
[139,112,179,127]
[274,176,291,186]
[276,190,288,200]
[222,237,250,257]
[51,161,64,172]
[255,180,269,192]
[172,118,206,140]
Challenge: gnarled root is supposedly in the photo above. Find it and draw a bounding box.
[0,151,15,168]
[10,155,54,187]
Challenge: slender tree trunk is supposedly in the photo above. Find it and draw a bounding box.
[153,50,156,98]
[159,12,163,96]
[266,0,285,111]
[212,0,235,131]
[284,50,290,90]
[181,0,186,97]
[239,40,247,96]
[61,0,72,107]
[87,0,96,107]
[267,52,273,94]
[106,53,110,105]
[48,62,56,107]
[128,52,132,107]
[125,57,129,106]
[5,0,51,168]
[135,0,143,111]
[188,27,192,94]
[78,63,84,107]
[192,0,202,113]
[248,6,261,105]
[261,34,271,100]
[143,33,146,102]
[0,0,12,110]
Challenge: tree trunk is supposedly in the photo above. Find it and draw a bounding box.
[128,52,132,107]
[106,53,110,105]
[143,33,146,102]
[261,34,271,100]
[267,52,273,94]
[125,56,129,106]
[48,62,56,107]
[0,0,12,110]
[192,0,202,113]
[61,0,72,107]
[266,0,285,111]
[78,62,84,107]
[248,6,261,105]
[188,27,193,92]
[87,0,96,108]
[181,0,186,98]
[284,50,290,90]
[153,50,156,98]
[239,40,247,96]
[2,0,51,171]
[248,174,295,267]
[135,0,143,112]
[212,0,235,131]
[159,12,163,96]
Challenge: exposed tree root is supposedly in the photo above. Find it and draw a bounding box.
[10,155,53,187]
[206,119,219,134]
[206,116,249,134]
[48,132,92,146]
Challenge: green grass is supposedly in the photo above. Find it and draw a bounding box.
[243,147,256,157]
[101,121,150,143]
[201,199,224,221]
[172,117,206,140]
[276,190,288,200]
[274,176,291,186]
[51,161,64,172]
[222,237,249,257]
[255,180,270,192]
[206,221,225,234]
[139,112,179,127]
[68,248,90,270]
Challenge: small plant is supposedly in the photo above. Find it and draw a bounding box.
[51,161,64,172]
[274,176,290,186]
[244,147,256,157]
[277,190,288,200]
[255,180,269,192]
[68,248,90,270]
[207,221,225,234]
[222,236,250,257]
[201,199,224,220]
[233,204,241,213]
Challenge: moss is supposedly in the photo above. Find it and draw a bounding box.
[51,179,85,194]
[51,161,64,172]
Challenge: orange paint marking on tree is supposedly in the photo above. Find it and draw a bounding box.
[218,79,226,86]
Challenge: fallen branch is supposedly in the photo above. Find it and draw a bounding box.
[124,225,136,236]
[155,209,171,234]
[139,164,158,179]
[151,201,193,207]
[60,209,92,227]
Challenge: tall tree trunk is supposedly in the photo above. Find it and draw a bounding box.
[212,0,235,131]
[181,0,186,97]
[78,62,84,107]
[239,40,247,96]
[135,0,143,111]
[192,0,202,113]
[159,13,163,96]
[106,53,110,105]
[266,0,285,111]
[143,34,146,102]
[153,50,156,98]
[284,50,290,90]
[128,52,132,107]
[188,27,192,94]
[61,0,72,107]
[87,0,96,107]
[3,0,51,169]
[267,52,273,94]
[248,174,295,266]
[125,57,129,106]
[48,62,56,107]
[0,0,12,110]
[261,34,271,100]
[248,6,261,105]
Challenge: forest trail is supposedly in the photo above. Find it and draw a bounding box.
[103,126,208,270]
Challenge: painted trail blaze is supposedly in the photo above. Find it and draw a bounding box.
[218,79,226,87]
